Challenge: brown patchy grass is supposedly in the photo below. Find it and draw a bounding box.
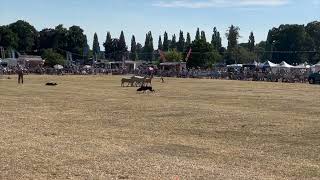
[0,75,319,180]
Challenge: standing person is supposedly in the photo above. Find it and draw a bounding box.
[17,65,24,84]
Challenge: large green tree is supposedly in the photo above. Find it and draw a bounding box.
[265,24,314,64]
[130,35,138,61]
[54,24,68,50]
[41,49,65,67]
[143,31,154,61]
[200,31,207,42]
[225,25,240,64]
[177,30,185,52]
[39,28,56,50]
[186,32,191,48]
[92,33,100,58]
[211,27,222,52]
[187,38,221,68]
[163,31,169,51]
[306,21,320,64]
[195,28,200,41]
[118,31,128,60]
[248,32,255,52]
[8,20,39,52]
[0,26,18,49]
[170,34,177,50]
[66,25,88,57]
[103,32,112,59]
[158,35,163,50]
[165,49,182,62]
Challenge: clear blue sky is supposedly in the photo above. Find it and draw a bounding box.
[0,0,319,49]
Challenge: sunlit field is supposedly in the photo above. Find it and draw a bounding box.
[0,75,319,179]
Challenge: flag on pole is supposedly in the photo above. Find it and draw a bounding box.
[185,48,192,62]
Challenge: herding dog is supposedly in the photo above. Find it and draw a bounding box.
[137,86,155,93]
[46,82,58,86]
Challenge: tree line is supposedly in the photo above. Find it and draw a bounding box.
[0,20,319,68]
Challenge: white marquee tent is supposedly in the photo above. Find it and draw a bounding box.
[279,61,294,68]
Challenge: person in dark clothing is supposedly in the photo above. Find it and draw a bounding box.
[17,65,24,84]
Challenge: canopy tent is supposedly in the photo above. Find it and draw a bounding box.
[83,65,92,69]
[54,64,64,70]
[159,62,187,72]
[294,63,311,69]
[313,62,320,72]
[227,64,243,68]
[261,61,280,68]
[279,61,294,68]
[213,63,226,68]
[1,58,18,67]
[243,61,259,69]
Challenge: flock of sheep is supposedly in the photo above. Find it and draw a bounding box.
[121,76,153,87]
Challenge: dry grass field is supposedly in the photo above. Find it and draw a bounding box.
[0,75,319,179]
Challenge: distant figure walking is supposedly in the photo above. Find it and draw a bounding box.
[161,77,165,83]
[17,65,24,84]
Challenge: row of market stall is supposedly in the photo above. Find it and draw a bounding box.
[226,61,320,73]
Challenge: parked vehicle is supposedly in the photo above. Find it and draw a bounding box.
[308,71,320,84]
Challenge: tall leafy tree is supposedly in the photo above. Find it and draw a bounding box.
[118,31,127,60]
[41,49,65,67]
[248,32,255,52]
[305,21,320,64]
[158,35,163,50]
[186,32,191,48]
[225,25,240,64]
[130,35,138,61]
[170,34,177,50]
[187,38,221,68]
[66,26,88,56]
[165,49,182,62]
[211,27,222,51]
[39,28,56,50]
[201,31,207,42]
[163,31,169,51]
[264,24,312,64]
[136,43,143,58]
[0,25,18,49]
[143,31,154,61]
[177,30,185,52]
[103,32,112,59]
[92,33,100,58]
[118,31,127,52]
[54,24,68,50]
[195,28,200,41]
[8,20,39,52]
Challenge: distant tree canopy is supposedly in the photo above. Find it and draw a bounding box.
[92,33,100,58]
[143,31,154,61]
[211,27,222,52]
[130,35,138,61]
[41,49,65,67]
[1,20,320,66]
[165,49,183,62]
[187,28,222,68]
[264,23,320,64]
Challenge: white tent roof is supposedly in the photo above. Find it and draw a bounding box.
[54,64,64,70]
[83,65,92,69]
[262,61,280,68]
[244,61,258,66]
[227,64,243,68]
[294,63,311,69]
[279,61,294,68]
